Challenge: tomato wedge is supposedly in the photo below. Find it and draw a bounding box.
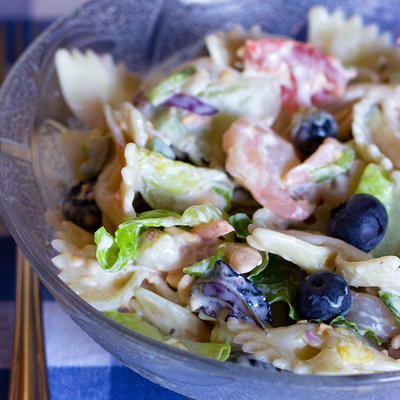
[243,38,355,110]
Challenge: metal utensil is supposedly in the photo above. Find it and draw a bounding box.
[8,250,49,400]
[1,21,50,400]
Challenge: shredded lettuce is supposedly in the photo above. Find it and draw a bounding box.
[355,164,400,257]
[197,77,281,167]
[250,255,304,320]
[379,290,400,324]
[330,315,384,345]
[152,108,187,145]
[152,108,208,166]
[95,205,223,272]
[147,136,175,159]
[228,213,252,239]
[94,227,120,270]
[135,147,234,211]
[105,310,163,340]
[146,67,196,105]
[183,244,226,276]
[309,146,355,184]
[199,77,280,120]
[105,310,230,361]
[177,339,231,361]
[152,77,281,168]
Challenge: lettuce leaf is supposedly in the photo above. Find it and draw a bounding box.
[104,310,163,340]
[379,290,400,324]
[105,310,230,361]
[146,66,196,105]
[250,255,304,320]
[355,163,400,257]
[95,205,223,271]
[247,252,269,279]
[136,147,234,211]
[309,146,355,184]
[228,213,251,239]
[152,77,281,168]
[178,340,231,361]
[152,108,206,166]
[147,136,175,159]
[183,244,226,277]
[199,77,280,120]
[330,315,384,345]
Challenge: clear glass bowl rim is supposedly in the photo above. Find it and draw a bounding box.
[1,0,400,389]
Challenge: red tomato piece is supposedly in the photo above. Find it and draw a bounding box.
[243,38,355,110]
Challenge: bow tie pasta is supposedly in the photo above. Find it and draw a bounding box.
[50,9,400,375]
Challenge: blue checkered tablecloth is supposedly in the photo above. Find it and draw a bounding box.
[0,238,185,399]
[0,3,186,398]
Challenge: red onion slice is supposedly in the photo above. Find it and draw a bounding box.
[162,93,219,116]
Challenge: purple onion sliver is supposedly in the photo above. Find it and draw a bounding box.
[304,331,321,347]
[162,93,219,116]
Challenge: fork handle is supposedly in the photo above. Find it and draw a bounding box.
[8,249,49,400]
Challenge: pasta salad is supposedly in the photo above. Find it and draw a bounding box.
[49,6,400,375]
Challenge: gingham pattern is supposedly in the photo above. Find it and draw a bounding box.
[0,237,184,399]
[0,5,185,398]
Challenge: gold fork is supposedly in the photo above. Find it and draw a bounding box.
[1,21,50,400]
[8,250,49,400]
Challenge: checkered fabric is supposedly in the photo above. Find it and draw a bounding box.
[0,238,185,399]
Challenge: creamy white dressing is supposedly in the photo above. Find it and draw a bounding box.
[51,14,400,375]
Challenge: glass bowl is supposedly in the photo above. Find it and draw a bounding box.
[1,1,400,399]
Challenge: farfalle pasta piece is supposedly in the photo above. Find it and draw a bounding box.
[51,227,147,311]
[104,103,150,148]
[55,49,139,129]
[228,319,400,374]
[247,228,372,274]
[283,229,371,262]
[336,255,400,296]
[352,85,400,170]
[247,228,335,273]
[49,211,94,248]
[308,6,400,73]
[247,227,400,296]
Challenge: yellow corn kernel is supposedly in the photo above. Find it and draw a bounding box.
[337,343,374,364]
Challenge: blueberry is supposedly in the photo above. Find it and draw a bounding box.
[291,107,338,155]
[62,179,102,232]
[298,272,351,322]
[328,193,388,252]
